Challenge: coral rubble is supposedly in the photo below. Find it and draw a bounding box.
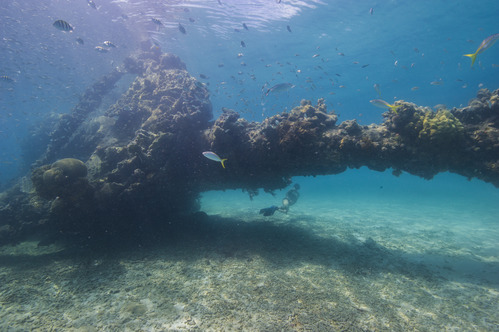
[0,51,498,244]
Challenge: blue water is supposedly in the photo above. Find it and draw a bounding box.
[1,1,498,329]
[0,1,497,192]
[1,0,498,190]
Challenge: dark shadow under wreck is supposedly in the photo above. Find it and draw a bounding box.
[0,51,498,245]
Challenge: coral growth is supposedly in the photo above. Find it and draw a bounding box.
[418,109,464,148]
[0,51,498,245]
[32,158,89,200]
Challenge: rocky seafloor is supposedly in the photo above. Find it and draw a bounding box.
[1,192,497,331]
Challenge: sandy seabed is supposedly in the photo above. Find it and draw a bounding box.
[0,193,498,331]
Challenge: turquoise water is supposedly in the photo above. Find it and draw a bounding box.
[0,0,498,330]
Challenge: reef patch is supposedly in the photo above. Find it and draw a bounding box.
[0,51,498,244]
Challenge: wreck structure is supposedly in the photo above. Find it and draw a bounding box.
[0,51,498,245]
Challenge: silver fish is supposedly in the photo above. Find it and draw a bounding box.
[103,41,116,48]
[265,83,295,96]
[95,46,109,53]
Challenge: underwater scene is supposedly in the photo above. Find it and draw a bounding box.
[1,0,498,330]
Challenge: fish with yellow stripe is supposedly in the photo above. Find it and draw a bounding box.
[202,151,227,168]
[370,99,401,113]
[463,33,499,67]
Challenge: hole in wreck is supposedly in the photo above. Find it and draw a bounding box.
[200,167,499,217]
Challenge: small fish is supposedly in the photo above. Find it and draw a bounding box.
[430,80,443,86]
[243,23,248,30]
[178,23,186,34]
[151,18,162,26]
[199,74,208,79]
[1,75,15,83]
[95,46,109,53]
[287,25,292,33]
[411,86,419,91]
[361,64,369,68]
[312,54,320,58]
[369,7,374,15]
[265,83,295,96]
[53,20,74,32]
[337,52,345,56]
[373,83,381,97]
[241,40,246,47]
[87,0,97,9]
[370,99,400,112]
[103,41,116,48]
[464,33,499,67]
[76,37,84,45]
[189,18,195,23]
[202,151,227,168]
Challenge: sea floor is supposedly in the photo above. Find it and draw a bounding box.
[1,185,498,331]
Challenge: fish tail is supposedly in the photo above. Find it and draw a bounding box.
[220,159,227,168]
[390,105,401,114]
[463,53,477,67]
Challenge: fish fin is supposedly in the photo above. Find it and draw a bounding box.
[220,159,227,168]
[463,53,477,67]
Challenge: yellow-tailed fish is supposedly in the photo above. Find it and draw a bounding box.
[1,75,15,83]
[464,33,499,67]
[202,151,227,168]
[370,99,400,112]
[95,46,109,53]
